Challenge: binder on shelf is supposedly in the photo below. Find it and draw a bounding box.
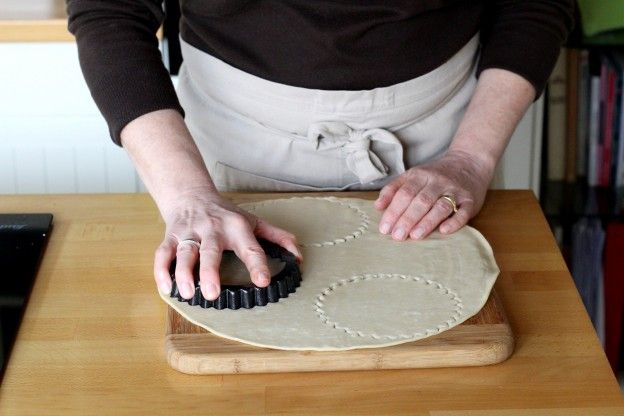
[603,223,624,371]
[588,75,602,186]
[565,49,579,183]
[599,56,617,187]
[547,50,567,181]
[577,50,591,178]
[570,217,605,331]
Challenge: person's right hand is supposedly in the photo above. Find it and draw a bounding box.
[153,186,302,301]
[119,109,300,301]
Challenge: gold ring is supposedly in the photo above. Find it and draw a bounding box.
[440,195,458,214]
[178,239,201,249]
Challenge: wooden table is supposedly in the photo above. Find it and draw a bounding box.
[0,191,622,415]
[0,0,162,42]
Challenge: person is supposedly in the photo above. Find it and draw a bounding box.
[66,0,573,302]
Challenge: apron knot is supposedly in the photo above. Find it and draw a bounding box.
[307,121,405,184]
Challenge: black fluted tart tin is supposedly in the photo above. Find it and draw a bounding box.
[169,239,301,310]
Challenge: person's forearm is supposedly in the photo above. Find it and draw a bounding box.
[120,109,299,299]
[448,68,536,178]
[120,109,217,215]
[375,68,537,240]
[67,0,184,145]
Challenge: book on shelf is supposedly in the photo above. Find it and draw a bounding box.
[566,49,579,183]
[604,223,624,371]
[612,52,624,189]
[588,74,601,186]
[611,57,620,187]
[577,49,590,178]
[547,49,567,182]
[599,55,616,187]
[570,217,605,336]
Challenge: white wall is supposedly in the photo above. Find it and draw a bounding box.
[490,96,544,196]
[0,42,142,194]
[0,42,542,195]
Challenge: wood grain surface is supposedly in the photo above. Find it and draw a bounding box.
[0,191,622,415]
[0,0,162,42]
[0,0,72,42]
[166,291,513,374]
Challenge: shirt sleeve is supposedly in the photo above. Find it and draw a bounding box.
[67,0,184,146]
[477,0,575,96]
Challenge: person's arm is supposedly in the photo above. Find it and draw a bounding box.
[67,1,300,300]
[375,68,534,240]
[121,109,300,301]
[375,0,574,240]
[66,0,183,144]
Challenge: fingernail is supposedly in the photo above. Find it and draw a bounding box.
[293,247,303,261]
[411,227,425,239]
[158,279,172,294]
[439,225,449,234]
[183,281,195,299]
[202,282,219,300]
[392,228,406,240]
[258,273,270,286]
[380,222,391,234]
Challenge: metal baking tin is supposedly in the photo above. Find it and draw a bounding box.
[169,239,301,310]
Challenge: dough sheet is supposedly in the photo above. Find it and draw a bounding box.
[160,196,499,351]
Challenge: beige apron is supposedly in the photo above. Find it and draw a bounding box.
[177,35,479,192]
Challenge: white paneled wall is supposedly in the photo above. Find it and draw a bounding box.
[490,96,544,195]
[1,42,542,195]
[0,42,144,194]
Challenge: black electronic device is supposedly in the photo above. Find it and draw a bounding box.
[0,213,53,380]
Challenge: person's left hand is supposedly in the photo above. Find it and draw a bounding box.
[374,149,494,240]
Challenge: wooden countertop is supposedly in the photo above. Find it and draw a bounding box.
[0,0,72,42]
[0,191,622,415]
[0,0,163,42]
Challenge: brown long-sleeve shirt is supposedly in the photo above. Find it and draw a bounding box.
[66,0,574,145]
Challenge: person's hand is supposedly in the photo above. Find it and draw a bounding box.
[117,110,301,302]
[374,149,494,240]
[153,187,301,301]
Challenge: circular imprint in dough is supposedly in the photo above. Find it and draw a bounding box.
[315,274,464,340]
[245,197,370,247]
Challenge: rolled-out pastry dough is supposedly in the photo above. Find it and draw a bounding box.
[160,197,499,351]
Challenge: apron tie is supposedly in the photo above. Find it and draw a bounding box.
[307,121,405,184]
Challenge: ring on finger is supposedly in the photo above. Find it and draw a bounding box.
[440,195,458,214]
[177,238,201,249]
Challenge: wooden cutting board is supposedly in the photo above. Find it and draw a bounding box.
[165,290,513,374]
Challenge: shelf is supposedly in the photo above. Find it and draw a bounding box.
[540,180,624,220]
[582,30,624,46]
